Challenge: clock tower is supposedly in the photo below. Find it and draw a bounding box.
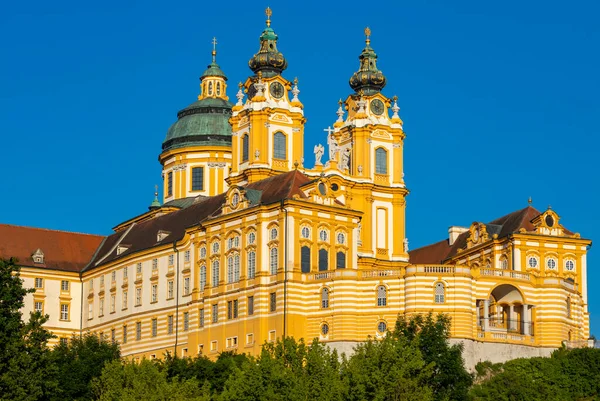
[228,8,306,186]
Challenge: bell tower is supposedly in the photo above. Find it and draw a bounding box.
[316,28,408,261]
[228,8,306,186]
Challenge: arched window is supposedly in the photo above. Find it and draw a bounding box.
[247,251,256,279]
[377,321,387,333]
[375,148,388,174]
[216,82,221,96]
[270,228,278,241]
[336,251,346,269]
[499,256,508,270]
[301,226,310,239]
[208,82,213,95]
[301,246,311,273]
[227,256,234,283]
[211,260,220,287]
[377,285,387,306]
[321,288,329,308]
[434,282,445,303]
[200,265,206,291]
[270,247,278,275]
[234,254,240,282]
[318,249,328,271]
[242,134,249,162]
[273,132,286,159]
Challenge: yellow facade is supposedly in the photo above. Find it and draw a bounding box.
[13,9,591,366]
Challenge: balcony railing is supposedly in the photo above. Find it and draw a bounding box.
[479,268,530,280]
[479,318,534,336]
[405,265,470,274]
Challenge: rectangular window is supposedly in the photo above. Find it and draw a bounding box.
[227,301,232,320]
[110,294,116,313]
[336,251,346,269]
[200,266,206,291]
[35,301,43,313]
[183,312,189,331]
[168,280,174,299]
[60,304,69,321]
[99,298,104,316]
[270,292,276,312]
[135,288,142,306]
[123,325,127,344]
[61,280,69,291]
[151,284,158,303]
[122,291,128,309]
[35,278,43,288]
[167,171,173,197]
[268,330,276,342]
[184,277,190,295]
[111,271,116,282]
[273,132,286,159]
[123,266,128,279]
[199,309,205,327]
[168,315,174,335]
[168,254,174,266]
[136,263,142,274]
[375,148,388,175]
[152,318,157,337]
[152,259,158,271]
[248,296,254,315]
[242,135,249,162]
[301,246,311,273]
[212,303,218,323]
[111,329,115,342]
[247,251,256,279]
[136,322,142,341]
[191,167,204,191]
[210,341,217,352]
[233,299,238,319]
[184,250,191,263]
[246,333,254,345]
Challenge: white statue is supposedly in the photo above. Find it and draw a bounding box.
[327,132,339,160]
[340,147,351,170]
[403,237,409,252]
[314,144,324,165]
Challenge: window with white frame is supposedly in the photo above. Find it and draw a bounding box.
[248,232,256,245]
[200,266,206,291]
[151,284,158,303]
[200,247,207,259]
[212,260,220,287]
[234,254,240,282]
[247,251,256,279]
[136,322,142,340]
[377,321,387,333]
[60,304,69,321]
[227,256,234,283]
[212,303,219,323]
[167,280,174,299]
[565,260,575,271]
[61,280,69,291]
[199,308,205,327]
[270,247,278,275]
[499,257,508,270]
[136,262,142,274]
[273,132,286,159]
[184,277,190,295]
[152,318,158,337]
[212,241,220,254]
[152,258,158,270]
[270,228,278,241]
[434,282,445,303]
[377,285,387,306]
[34,278,43,288]
[547,257,557,270]
[301,226,310,239]
[321,323,329,336]
[168,315,174,334]
[321,287,329,308]
[527,256,539,268]
[183,312,189,331]
[122,291,128,309]
[319,229,328,242]
[35,301,43,314]
[135,288,142,306]
[168,254,174,266]
[123,266,128,279]
[375,147,388,175]
[184,250,191,263]
[336,232,346,245]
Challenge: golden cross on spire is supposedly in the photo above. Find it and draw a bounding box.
[211,37,217,62]
[266,7,272,27]
[365,27,371,45]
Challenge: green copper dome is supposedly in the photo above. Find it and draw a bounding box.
[162,97,233,152]
[349,29,386,95]
[248,10,287,78]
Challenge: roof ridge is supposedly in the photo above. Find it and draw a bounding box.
[0,223,104,238]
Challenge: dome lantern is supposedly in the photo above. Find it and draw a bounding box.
[349,27,387,96]
[248,7,288,78]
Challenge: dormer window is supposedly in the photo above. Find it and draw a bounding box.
[117,245,130,255]
[32,248,44,264]
[157,230,171,242]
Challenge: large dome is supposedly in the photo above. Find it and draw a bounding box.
[161,97,233,153]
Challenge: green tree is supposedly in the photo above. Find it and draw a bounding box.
[0,257,58,400]
[343,334,434,401]
[92,359,207,401]
[49,332,121,400]
[395,313,473,401]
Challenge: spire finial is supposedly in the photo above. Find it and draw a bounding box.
[211,37,217,63]
[149,185,161,210]
[266,7,272,27]
[528,196,532,205]
[364,27,371,45]
[154,184,158,197]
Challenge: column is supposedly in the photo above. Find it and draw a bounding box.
[508,304,515,331]
[483,299,490,331]
[523,304,530,336]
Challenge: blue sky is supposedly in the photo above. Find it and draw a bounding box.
[2,1,599,334]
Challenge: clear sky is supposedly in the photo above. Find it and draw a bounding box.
[2,1,599,334]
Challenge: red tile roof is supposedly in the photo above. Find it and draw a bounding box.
[0,224,105,272]
[408,206,558,264]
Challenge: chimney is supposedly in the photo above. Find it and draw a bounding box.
[448,226,469,246]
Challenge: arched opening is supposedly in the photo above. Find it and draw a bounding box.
[479,284,532,336]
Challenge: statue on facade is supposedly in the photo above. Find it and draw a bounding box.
[314,144,324,165]
[327,129,339,161]
[340,147,351,170]
[403,237,409,253]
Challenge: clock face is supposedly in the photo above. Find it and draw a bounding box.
[370,99,384,115]
[270,82,285,99]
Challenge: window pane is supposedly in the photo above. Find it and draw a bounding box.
[242,135,249,162]
[375,148,388,174]
[273,132,286,159]
[336,251,346,269]
[301,246,311,273]
[167,172,173,196]
[192,167,204,191]
[318,249,328,271]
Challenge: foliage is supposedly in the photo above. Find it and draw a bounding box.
[0,257,58,400]
[48,332,121,400]
[92,359,208,401]
[394,313,473,401]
